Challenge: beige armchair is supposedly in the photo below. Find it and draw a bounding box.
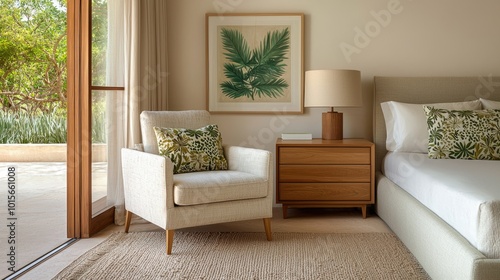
[121,110,273,254]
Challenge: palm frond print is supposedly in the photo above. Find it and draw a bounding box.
[220,27,290,100]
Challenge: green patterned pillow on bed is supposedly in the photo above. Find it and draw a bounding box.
[153,124,228,174]
[424,106,500,160]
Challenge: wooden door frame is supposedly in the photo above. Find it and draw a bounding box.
[67,0,114,238]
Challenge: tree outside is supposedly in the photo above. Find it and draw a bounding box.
[0,0,67,114]
[0,0,107,143]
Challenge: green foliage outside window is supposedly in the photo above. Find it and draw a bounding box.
[0,0,108,143]
[0,0,67,115]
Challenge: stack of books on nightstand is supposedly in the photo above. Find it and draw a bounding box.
[281,133,312,140]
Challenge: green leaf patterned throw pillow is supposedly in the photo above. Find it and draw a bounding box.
[424,106,500,160]
[153,124,228,174]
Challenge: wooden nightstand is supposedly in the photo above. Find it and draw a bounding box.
[276,138,375,219]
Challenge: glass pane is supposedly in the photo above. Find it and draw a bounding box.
[0,0,69,276]
[91,0,124,87]
[91,90,109,215]
[91,0,108,86]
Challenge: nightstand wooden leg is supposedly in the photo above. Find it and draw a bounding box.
[361,205,367,219]
[282,205,288,219]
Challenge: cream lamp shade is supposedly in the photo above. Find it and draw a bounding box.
[304,69,362,140]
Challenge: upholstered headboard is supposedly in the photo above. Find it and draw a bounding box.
[373,76,500,171]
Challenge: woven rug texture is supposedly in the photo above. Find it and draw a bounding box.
[54,231,429,280]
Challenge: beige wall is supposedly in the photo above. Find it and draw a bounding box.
[166,0,500,151]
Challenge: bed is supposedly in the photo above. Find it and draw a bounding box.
[373,76,500,280]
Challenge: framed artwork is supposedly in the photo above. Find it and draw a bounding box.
[206,13,304,114]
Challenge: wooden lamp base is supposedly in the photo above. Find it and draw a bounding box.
[322,111,343,140]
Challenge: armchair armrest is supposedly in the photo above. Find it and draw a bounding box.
[121,148,174,229]
[224,146,271,179]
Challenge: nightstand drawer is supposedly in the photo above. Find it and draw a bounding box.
[279,183,371,201]
[279,147,370,165]
[279,165,370,183]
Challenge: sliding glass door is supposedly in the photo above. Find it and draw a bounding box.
[91,0,125,217]
[67,0,123,239]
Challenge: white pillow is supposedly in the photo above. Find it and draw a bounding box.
[480,98,500,109]
[381,100,481,153]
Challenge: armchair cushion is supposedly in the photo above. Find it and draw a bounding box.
[173,170,268,206]
[154,124,228,174]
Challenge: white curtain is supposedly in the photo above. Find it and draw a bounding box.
[106,0,169,225]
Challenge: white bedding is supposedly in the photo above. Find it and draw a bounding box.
[382,152,500,258]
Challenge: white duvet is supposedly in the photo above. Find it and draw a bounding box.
[383,152,500,258]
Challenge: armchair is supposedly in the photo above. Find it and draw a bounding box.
[121,110,273,254]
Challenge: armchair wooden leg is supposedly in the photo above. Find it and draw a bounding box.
[166,230,175,255]
[263,218,272,241]
[125,211,132,233]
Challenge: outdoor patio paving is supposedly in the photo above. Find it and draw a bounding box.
[0,162,106,278]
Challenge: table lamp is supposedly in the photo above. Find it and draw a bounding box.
[304,69,362,140]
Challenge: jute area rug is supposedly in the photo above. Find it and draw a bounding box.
[54,231,429,280]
